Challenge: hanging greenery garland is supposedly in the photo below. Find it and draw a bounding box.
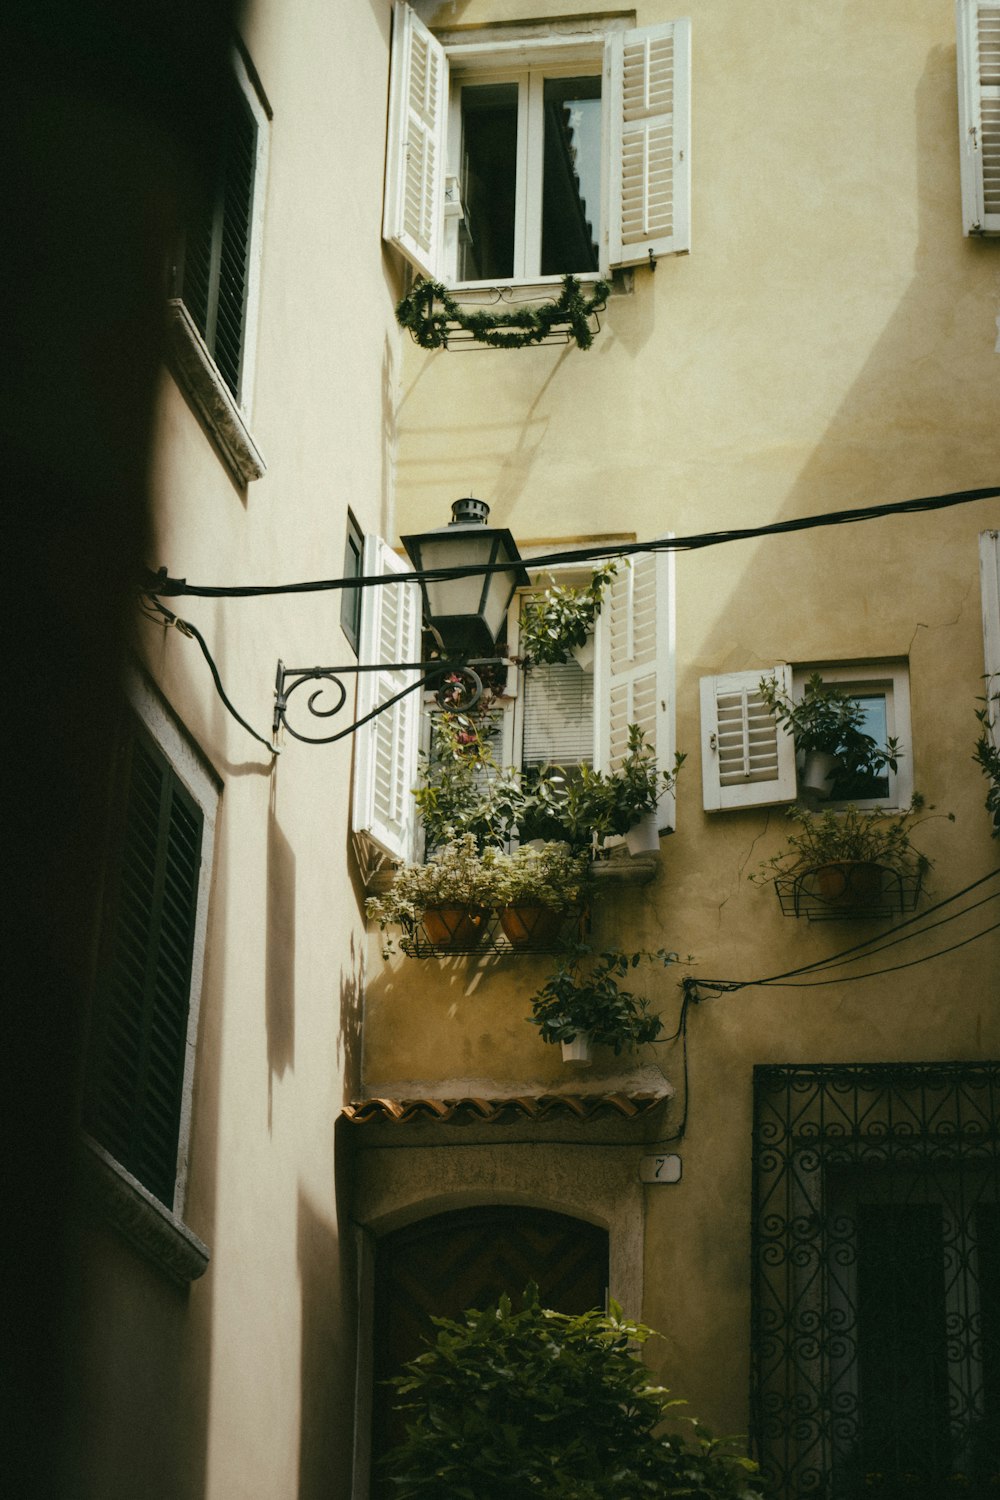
[396,274,611,351]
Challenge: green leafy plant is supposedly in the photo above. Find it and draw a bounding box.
[517,563,617,666]
[414,712,528,853]
[365,833,495,951]
[528,944,677,1053]
[759,672,900,790]
[974,681,1000,836]
[487,841,591,911]
[396,274,611,351]
[383,1285,765,1499]
[565,726,686,843]
[750,796,945,888]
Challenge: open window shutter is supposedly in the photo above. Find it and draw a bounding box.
[85,727,203,1208]
[594,551,676,829]
[982,530,1000,747]
[382,1,448,278]
[352,536,422,863]
[606,19,691,269]
[957,0,1000,235]
[700,666,796,811]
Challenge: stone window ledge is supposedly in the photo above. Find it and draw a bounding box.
[81,1136,210,1287]
[165,299,266,487]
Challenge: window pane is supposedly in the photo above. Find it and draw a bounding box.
[460,84,518,280]
[830,690,890,801]
[541,77,601,275]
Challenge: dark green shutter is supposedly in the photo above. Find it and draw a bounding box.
[85,726,204,1208]
[177,72,257,400]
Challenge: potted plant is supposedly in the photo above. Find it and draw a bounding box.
[488,841,591,947]
[564,725,685,854]
[974,682,1000,837]
[413,712,528,854]
[751,796,944,911]
[366,833,496,951]
[759,671,900,798]
[528,945,677,1063]
[517,562,616,670]
[383,1285,765,1498]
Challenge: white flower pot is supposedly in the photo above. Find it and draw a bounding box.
[560,1033,592,1065]
[571,636,595,672]
[625,810,660,856]
[802,750,840,798]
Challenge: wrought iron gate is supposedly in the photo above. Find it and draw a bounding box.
[751,1063,1000,1499]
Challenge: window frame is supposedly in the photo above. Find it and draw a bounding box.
[342,511,365,656]
[166,43,270,484]
[445,52,605,287]
[382,2,691,289]
[82,673,219,1279]
[791,661,913,811]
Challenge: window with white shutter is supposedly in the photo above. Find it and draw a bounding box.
[382,4,691,283]
[981,529,1000,751]
[957,0,1000,235]
[351,536,423,865]
[700,666,797,812]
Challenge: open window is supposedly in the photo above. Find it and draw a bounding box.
[352,545,675,869]
[382,2,691,285]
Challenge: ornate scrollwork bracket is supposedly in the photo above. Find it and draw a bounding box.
[272,657,506,747]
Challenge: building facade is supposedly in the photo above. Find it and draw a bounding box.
[77,2,999,1497]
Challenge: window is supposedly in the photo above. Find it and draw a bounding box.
[700,662,912,812]
[382,2,691,286]
[352,544,675,867]
[84,686,217,1234]
[752,1063,1000,1500]
[166,45,269,484]
[957,0,1000,236]
[341,511,365,655]
[983,530,1000,696]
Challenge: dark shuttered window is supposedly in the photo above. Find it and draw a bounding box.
[175,71,258,401]
[85,725,204,1208]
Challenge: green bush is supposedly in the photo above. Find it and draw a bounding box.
[383,1287,766,1499]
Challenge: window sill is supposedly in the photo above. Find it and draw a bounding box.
[165,299,266,487]
[80,1136,210,1287]
[442,270,631,305]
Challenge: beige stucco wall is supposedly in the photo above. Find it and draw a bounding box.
[79,4,405,1498]
[365,0,1000,1448]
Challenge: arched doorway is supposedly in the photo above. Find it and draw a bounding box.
[370,1205,609,1486]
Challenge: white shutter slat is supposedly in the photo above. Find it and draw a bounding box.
[700,667,797,812]
[595,551,676,829]
[607,19,691,269]
[352,536,422,863]
[957,0,1000,235]
[383,2,448,276]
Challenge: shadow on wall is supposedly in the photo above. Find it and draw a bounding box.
[267,773,297,1125]
[340,932,365,1103]
[298,1187,351,1500]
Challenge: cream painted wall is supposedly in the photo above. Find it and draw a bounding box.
[80,3,404,1499]
[365,0,1000,1452]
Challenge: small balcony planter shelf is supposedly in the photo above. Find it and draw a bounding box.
[395,275,610,352]
[399,907,587,958]
[773,864,923,921]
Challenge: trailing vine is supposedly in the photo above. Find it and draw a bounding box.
[396,274,611,351]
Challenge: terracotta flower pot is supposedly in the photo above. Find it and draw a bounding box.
[499,904,565,948]
[421,906,486,947]
[813,861,884,909]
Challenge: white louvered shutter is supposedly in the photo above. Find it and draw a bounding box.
[594,551,676,830]
[382,2,448,277]
[982,530,1000,748]
[606,19,691,269]
[352,536,422,862]
[957,0,1000,235]
[700,667,796,812]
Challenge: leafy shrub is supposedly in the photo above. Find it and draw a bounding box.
[383,1286,766,1499]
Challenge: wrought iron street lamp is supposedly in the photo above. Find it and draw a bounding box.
[401,497,529,657]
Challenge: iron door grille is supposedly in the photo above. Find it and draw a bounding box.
[751,1062,1000,1500]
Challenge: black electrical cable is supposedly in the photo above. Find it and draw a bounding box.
[147,598,278,754]
[143,484,1000,599]
[753,919,1000,987]
[694,868,1000,994]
